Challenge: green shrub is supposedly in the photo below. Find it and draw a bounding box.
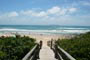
[57,32,90,60]
[0,35,36,60]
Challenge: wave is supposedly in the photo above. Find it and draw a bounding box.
[0,28,90,34]
[63,30,90,33]
[57,27,89,30]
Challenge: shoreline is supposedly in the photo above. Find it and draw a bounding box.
[0,31,76,43]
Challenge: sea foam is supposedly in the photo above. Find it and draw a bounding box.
[0,28,90,34]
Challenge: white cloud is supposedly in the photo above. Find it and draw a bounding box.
[47,6,61,14]
[47,6,77,15]
[68,8,77,13]
[19,6,77,18]
[21,10,33,15]
[0,11,19,19]
[0,6,77,21]
[59,9,67,15]
[8,11,19,17]
[36,11,47,17]
[21,10,48,17]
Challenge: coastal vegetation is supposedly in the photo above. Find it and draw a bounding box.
[0,35,36,60]
[57,32,90,60]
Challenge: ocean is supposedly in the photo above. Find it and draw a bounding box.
[0,25,90,34]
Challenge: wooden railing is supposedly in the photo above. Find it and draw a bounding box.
[22,44,40,60]
[49,40,76,60]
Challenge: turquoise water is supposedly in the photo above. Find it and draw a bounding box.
[0,25,90,34]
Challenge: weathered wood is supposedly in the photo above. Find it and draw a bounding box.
[39,44,57,60]
[57,46,76,60]
[51,41,76,60]
[22,44,40,60]
[57,52,63,60]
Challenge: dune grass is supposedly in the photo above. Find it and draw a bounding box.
[0,35,36,60]
[57,32,90,60]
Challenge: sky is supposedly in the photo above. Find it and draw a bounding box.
[0,0,90,26]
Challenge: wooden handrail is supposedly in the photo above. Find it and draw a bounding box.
[57,52,64,60]
[22,44,39,60]
[50,40,76,60]
[57,46,76,60]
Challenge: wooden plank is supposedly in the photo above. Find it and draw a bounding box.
[39,44,57,60]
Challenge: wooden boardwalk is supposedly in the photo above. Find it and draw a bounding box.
[22,40,76,60]
[39,44,57,60]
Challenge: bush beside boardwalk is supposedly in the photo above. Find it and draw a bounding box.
[0,35,36,60]
[57,32,90,60]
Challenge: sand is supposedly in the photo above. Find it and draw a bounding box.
[0,32,75,46]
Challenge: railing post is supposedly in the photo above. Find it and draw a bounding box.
[33,44,40,60]
[54,42,58,59]
[36,44,40,59]
[51,39,53,49]
[40,40,43,49]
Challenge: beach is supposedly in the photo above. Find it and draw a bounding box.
[0,31,75,46]
[0,25,90,45]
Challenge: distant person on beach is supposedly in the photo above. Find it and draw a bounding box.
[40,40,43,49]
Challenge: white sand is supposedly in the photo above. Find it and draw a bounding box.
[0,32,74,45]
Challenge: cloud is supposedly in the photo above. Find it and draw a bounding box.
[0,6,89,26]
[0,6,77,21]
[47,6,77,16]
[68,8,77,13]
[20,10,32,15]
[60,9,68,15]
[7,11,19,17]
[21,10,48,17]
[81,1,90,6]
[36,11,47,17]
[21,6,77,17]
[47,6,61,14]
[0,11,19,19]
